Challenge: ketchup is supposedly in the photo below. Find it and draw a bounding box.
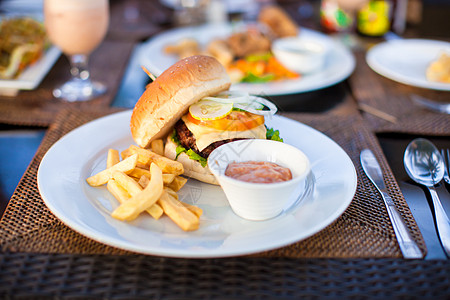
[225,161,292,184]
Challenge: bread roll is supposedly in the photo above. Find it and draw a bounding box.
[426,52,450,84]
[130,55,231,148]
[164,136,219,185]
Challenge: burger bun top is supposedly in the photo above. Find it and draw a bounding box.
[130,55,231,148]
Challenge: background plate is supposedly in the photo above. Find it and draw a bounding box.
[0,46,61,96]
[159,0,253,13]
[138,23,355,96]
[366,39,450,91]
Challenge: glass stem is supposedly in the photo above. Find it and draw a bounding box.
[69,54,91,81]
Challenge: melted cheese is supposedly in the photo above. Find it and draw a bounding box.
[182,115,267,151]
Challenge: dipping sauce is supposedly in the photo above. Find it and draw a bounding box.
[225,161,292,184]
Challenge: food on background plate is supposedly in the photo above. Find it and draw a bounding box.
[206,39,235,67]
[426,52,450,84]
[225,161,293,184]
[130,55,283,185]
[227,52,299,83]
[0,17,48,79]
[87,143,201,231]
[226,28,271,58]
[164,38,200,60]
[163,5,301,83]
[258,5,299,38]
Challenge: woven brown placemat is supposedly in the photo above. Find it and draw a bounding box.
[0,108,426,258]
[0,39,135,127]
[349,51,450,136]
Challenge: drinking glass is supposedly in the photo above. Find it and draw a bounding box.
[44,0,109,102]
[174,0,210,26]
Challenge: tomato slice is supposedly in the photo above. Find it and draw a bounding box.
[186,110,265,131]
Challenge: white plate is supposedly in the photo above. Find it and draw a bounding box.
[0,46,61,96]
[37,110,357,258]
[366,39,450,91]
[159,0,254,13]
[138,23,355,96]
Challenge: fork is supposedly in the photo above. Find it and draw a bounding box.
[441,149,450,185]
[411,95,450,115]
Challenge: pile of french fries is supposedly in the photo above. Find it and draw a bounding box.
[86,140,202,231]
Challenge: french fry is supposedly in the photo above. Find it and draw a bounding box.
[107,179,130,204]
[121,148,151,166]
[164,187,178,199]
[111,170,164,220]
[167,176,188,192]
[106,149,120,168]
[86,154,138,187]
[128,167,176,185]
[91,144,202,230]
[112,170,142,195]
[136,162,149,169]
[181,202,203,218]
[163,173,176,185]
[145,203,164,220]
[151,139,164,156]
[121,148,132,160]
[158,191,199,231]
[165,187,202,218]
[111,163,163,221]
[138,174,150,189]
[122,149,162,170]
[122,145,184,175]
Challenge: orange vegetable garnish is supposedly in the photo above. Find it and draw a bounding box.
[141,65,156,81]
[227,55,300,82]
[266,56,299,79]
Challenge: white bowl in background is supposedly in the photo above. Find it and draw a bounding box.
[208,139,310,221]
[272,37,328,74]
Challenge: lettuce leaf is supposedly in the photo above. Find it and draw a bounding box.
[266,127,283,142]
[245,52,272,62]
[185,150,208,167]
[171,128,282,168]
[172,130,208,167]
[241,72,275,83]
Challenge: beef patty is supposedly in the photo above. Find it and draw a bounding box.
[174,120,243,158]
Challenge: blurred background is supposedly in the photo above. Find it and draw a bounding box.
[0,0,449,38]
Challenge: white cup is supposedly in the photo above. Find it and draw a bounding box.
[208,139,310,221]
[272,37,328,74]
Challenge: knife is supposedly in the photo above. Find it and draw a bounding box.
[360,149,423,259]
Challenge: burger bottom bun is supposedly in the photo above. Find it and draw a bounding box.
[164,137,219,185]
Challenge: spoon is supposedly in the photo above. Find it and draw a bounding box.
[404,138,450,257]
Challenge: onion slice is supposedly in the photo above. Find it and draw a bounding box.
[234,96,278,116]
[203,90,250,104]
[200,92,278,116]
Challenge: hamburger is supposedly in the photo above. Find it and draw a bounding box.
[130,55,281,185]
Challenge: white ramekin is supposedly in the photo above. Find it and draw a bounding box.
[208,139,310,221]
[272,37,328,74]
